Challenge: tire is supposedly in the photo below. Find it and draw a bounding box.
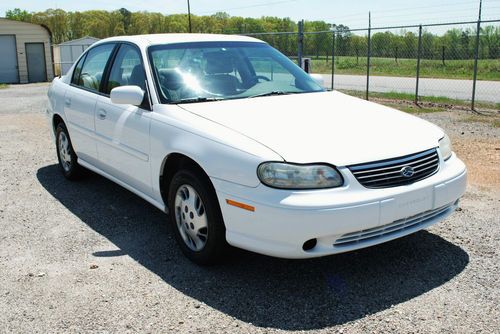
[168,168,228,265]
[55,122,84,180]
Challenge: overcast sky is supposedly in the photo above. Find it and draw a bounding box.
[1,0,499,29]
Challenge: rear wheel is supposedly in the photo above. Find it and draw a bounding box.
[168,168,227,265]
[55,122,84,180]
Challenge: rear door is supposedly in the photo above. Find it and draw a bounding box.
[94,43,152,195]
[0,35,19,83]
[64,43,116,164]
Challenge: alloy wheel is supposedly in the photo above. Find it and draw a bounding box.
[174,184,208,251]
[58,131,71,172]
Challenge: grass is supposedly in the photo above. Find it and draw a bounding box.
[0,84,8,89]
[338,89,500,111]
[380,103,443,114]
[339,89,500,125]
[361,96,500,128]
[309,56,500,81]
[462,115,500,128]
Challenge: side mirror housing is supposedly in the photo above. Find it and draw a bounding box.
[309,73,324,87]
[110,86,144,106]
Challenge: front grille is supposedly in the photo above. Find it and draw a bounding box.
[348,148,439,188]
[333,201,457,247]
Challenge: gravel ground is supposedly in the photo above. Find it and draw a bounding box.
[0,84,498,333]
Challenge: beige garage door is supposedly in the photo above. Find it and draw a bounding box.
[0,35,19,83]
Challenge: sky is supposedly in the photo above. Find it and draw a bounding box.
[1,0,499,30]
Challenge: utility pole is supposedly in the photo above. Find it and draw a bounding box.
[187,0,192,33]
[471,0,482,111]
[415,25,423,104]
[298,20,304,67]
[366,11,371,100]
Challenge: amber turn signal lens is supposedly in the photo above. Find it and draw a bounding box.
[226,199,255,212]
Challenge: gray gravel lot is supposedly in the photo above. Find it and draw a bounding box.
[0,83,499,333]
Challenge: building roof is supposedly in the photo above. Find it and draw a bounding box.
[58,36,100,46]
[0,17,52,38]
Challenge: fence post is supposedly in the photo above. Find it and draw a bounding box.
[298,20,304,67]
[471,0,482,111]
[331,31,335,90]
[326,34,329,63]
[415,25,423,105]
[366,12,371,100]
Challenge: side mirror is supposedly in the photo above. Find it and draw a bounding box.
[309,73,324,87]
[110,86,144,106]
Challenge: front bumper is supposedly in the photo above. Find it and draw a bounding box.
[213,153,467,259]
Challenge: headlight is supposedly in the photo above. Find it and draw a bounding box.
[257,162,343,189]
[439,134,452,161]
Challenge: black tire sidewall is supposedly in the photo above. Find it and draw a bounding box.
[55,123,82,179]
[168,169,227,265]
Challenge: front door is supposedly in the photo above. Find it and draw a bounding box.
[95,43,152,196]
[25,43,47,82]
[0,35,19,83]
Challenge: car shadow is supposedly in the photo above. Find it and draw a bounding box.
[36,164,469,331]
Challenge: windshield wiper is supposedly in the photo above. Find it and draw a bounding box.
[248,91,302,99]
[174,97,223,104]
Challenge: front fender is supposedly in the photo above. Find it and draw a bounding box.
[149,106,282,201]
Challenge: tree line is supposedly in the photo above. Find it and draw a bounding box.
[5,8,499,60]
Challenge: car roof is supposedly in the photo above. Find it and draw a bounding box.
[94,33,265,48]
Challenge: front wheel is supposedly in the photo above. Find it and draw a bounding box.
[168,169,227,265]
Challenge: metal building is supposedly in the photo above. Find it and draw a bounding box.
[53,36,99,75]
[0,18,54,83]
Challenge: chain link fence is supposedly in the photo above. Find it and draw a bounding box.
[243,19,500,111]
[51,19,499,111]
[53,43,95,77]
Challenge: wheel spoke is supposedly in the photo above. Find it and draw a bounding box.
[58,132,72,171]
[173,184,209,252]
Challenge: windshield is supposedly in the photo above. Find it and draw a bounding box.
[148,41,324,104]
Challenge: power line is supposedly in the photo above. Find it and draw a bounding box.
[370,8,487,20]
[324,1,500,29]
[317,0,494,21]
[197,0,300,15]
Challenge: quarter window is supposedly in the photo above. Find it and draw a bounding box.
[106,44,145,94]
[75,44,115,92]
[71,54,86,85]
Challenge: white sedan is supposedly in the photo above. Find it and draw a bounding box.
[47,34,467,264]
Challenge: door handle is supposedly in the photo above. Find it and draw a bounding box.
[64,98,71,107]
[97,109,107,120]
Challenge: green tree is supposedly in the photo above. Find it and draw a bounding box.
[4,6,498,61]
[5,8,32,22]
[119,8,132,33]
[481,25,500,59]
[31,9,69,43]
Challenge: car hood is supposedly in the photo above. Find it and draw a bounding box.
[179,91,444,166]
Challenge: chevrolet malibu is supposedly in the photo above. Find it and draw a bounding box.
[46,34,467,264]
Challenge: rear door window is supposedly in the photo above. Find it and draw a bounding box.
[74,44,115,92]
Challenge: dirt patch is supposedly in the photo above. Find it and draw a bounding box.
[453,137,500,189]
[416,110,500,190]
